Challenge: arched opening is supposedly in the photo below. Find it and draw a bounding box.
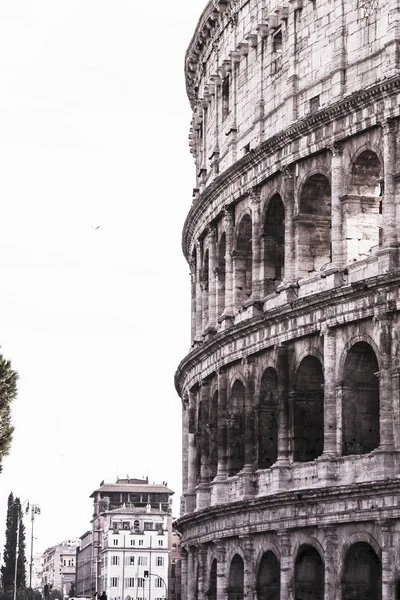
[342,342,380,456]
[263,195,285,294]
[228,381,245,476]
[293,356,324,462]
[209,391,219,480]
[341,542,381,600]
[297,174,331,276]
[256,551,280,600]
[294,545,324,600]
[234,215,252,309]
[228,555,244,600]
[209,559,217,600]
[217,233,226,317]
[202,249,210,329]
[344,150,382,261]
[258,368,278,469]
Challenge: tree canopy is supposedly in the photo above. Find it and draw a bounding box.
[0,355,18,472]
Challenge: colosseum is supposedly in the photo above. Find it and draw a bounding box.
[174,0,400,598]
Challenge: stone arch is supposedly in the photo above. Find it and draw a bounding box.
[208,558,217,600]
[217,232,226,317]
[228,554,244,600]
[209,390,219,480]
[296,173,332,276]
[341,542,382,600]
[344,148,383,262]
[233,213,253,308]
[294,544,325,600]
[338,333,380,379]
[228,380,245,476]
[262,193,285,294]
[256,550,280,600]
[342,341,380,456]
[258,367,279,469]
[293,355,324,462]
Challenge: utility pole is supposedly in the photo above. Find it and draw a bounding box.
[29,504,41,589]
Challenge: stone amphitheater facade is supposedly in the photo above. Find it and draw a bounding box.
[174,0,400,598]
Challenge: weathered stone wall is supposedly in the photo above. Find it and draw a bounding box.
[177,0,400,598]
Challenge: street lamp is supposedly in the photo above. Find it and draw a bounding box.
[29,504,41,589]
[144,572,168,600]
[13,500,30,600]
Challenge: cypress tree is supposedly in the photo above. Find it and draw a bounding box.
[1,493,16,591]
[14,498,26,589]
[0,355,18,472]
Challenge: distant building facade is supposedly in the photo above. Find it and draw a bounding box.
[87,478,174,597]
[28,552,43,591]
[76,531,93,597]
[42,539,79,596]
[168,529,181,600]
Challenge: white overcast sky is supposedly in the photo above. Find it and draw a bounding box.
[0,0,206,556]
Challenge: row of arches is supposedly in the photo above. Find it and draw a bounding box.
[193,148,383,335]
[206,542,381,600]
[194,341,380,483]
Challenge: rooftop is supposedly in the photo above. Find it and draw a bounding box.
[90,478,174,498]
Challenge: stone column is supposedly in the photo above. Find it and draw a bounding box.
[382,119,397,247]
[241,358,256,498]
[186,391,197,513]
[323,528,339,600]
[276,346,290,464]
[391,367,400,450]
[378,315,394,451]
[250,187,263,302]
[216,543,227,600]
[211,367,229,504]
[282,165,296,283]
[322,325,338,456]
[181,548,188,600]
[188,546,197,600]
[208,226,217,332]
[278,532,292,600]
[197,545,208,600]
[381,521,395,600]
[222,206,234,322]
[242,536,255,600]
[182,402,189,506]
[330,143,344,268]
[195,240,203,341]
[197,381,211,510]
[190,257,197,344]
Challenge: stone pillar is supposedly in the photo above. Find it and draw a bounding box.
[381,521,395,600]
[282,165,296,283]
[250,187,263,302]
[382,119,397,247]
[276,346,290,464]
[186,391,197,513]
[181,548,188,600]
[188,546,197,600]
[208,226,217,333]
[242,536,255,600]
[323,528,339,600]
[216,543,227,600]
[211,368,229,504]
[240,358,256,498]
[222,206,234,323]
[378,315,395,451]
[190,257,197,344]
[198,546,208,600]
[197,381,211,510]
[392,367,400,450]
[322,325,338,456]
[330,143,344,268]
[182,402,189,504]
[278,532,292,600]
[195,240,203,341]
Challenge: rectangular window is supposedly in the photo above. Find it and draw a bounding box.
[113,539,118,546]
[138,540,144,546]
[137,578,145,588]
[130,540,135,546]
[156,557,164,567]
[122,521,130,530]
[143,522,153,531]
[310,95,320,114]
[158,540,163,547]
[111,556,120,566]
[128,555,135,566]
[155,578,163,589]
[138,556,147,566]
[110,577,119,588]
[125,578,135,588]
[222,76,230,119]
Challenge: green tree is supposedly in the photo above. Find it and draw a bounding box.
[1,495,27,591]
[14,498,26,589]
[0,355,18,472]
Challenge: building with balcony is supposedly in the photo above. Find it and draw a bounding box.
[76,531,93,597]
[41,539,79,597]
[174,1,400,599]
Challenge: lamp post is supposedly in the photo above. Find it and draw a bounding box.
[29,504,41,589]
[144,573,168,600]
[13,500,30,600]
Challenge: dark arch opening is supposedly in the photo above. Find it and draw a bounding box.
[234,215,252,308]
[293,356,324,462]
[297,174,331,275]
[209,559,217,600]
[209,391,219,480]
[256,551,280,600]
[295,545,324,600]
[258,368,278,469]
[228,555,244,600]
[342,342,380,456]
[345,150,382,261]
[263,194,285,294]
[217,233,226,317]
[341,542,382,600]
[228,381,245,476]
